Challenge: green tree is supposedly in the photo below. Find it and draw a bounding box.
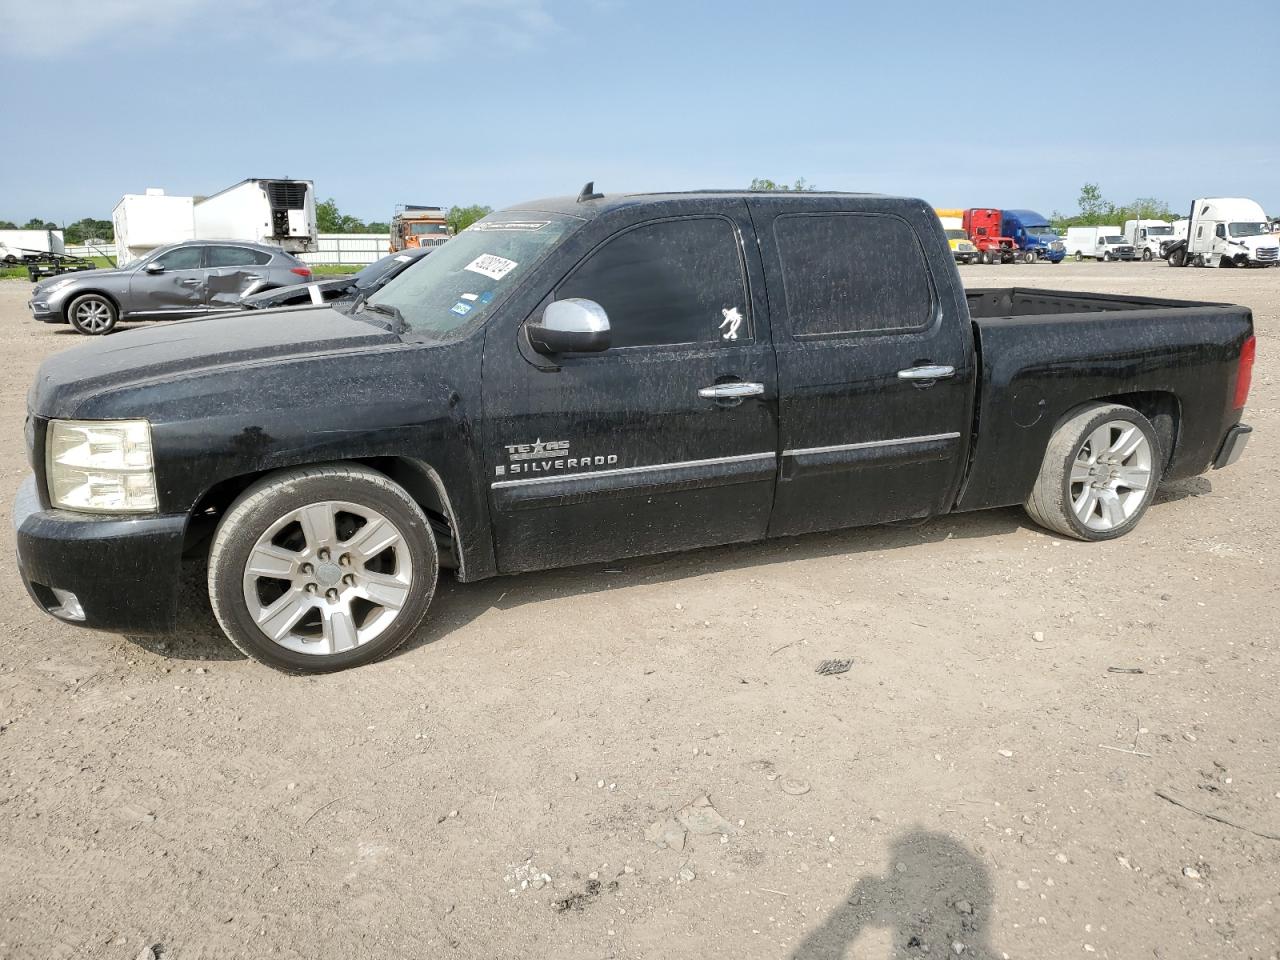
[22,217,57,230]
[749,177,816,192]
[447,204,492,234]
[63,218,114,245]
[1076,183,1113,224]
[366,221,390,234]
[0,220,16,229]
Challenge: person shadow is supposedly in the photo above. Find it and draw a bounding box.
[792,828,1000,960]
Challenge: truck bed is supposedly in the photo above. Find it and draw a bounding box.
[964,286,1227,318]
[955,287,1253,513]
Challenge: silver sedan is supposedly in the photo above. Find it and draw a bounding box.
[28,240,313,335]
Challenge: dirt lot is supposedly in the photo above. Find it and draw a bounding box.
[0,263,1276,960]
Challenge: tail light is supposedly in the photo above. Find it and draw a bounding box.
[1232,334,1255,410]
[290,266,312,278]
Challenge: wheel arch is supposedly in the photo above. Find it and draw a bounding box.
[183,456,470,579]
[1058,391,1181,470]
[67,288,122,315]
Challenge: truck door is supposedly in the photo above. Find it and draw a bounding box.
[747,198,974,537]
[205,245,273,309]
[481,201,778,573]
[127,244,208,317]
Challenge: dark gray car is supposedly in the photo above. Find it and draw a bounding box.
[27,239,313,335]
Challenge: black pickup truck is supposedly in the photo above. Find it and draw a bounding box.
[16,189,1256,671]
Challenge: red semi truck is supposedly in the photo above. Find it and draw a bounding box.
[963,208,1018,264]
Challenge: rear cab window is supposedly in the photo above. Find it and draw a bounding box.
[773,213,935,338]
[556,217,751,349]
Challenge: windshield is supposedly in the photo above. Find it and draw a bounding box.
[945,229,967,241]
[1104,236,1125,244]
[409,223,450,235]
[1025,225,1059,237]
[369,212,579,337]
[351,252,413,290]
[1228,222,1269,238]
[1144,225,1173,236]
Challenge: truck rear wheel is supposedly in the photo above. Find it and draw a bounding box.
[1074,251,1083,262]
[1024,403,1162,542]
[207,464,438,672]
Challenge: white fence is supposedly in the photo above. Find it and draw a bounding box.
[301,234,388,266]
[64,234,389,266]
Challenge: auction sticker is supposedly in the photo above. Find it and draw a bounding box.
[465,254,518,281]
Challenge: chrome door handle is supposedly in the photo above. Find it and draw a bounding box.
[897,365,955,381]
[244,274,264,281]
[698,382,765,399]
[180,278,201,285]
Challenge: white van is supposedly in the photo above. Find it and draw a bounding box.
[1063,226,1136,261]
[1173,198,1278,268]
[1123,219,1177,261]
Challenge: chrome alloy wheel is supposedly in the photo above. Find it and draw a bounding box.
[73,299,113,332]
[1069,420,1154,531]
[241,500,413,655]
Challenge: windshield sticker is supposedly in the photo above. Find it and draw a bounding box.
[450,301,474,317]
[394,255,412,262]
[471,220,551,232]
[719,307,743,341]
[479,291,494,304]
[465,254,518,280]
[460,293,479,301]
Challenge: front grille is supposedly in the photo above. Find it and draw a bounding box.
[1050,242,1065,251]
[265,181,309,211]
[1256,247,1278,262]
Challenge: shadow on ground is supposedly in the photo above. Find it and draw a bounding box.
[792,828,1000,959]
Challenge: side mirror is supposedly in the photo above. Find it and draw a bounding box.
[527,298,611,355]
[144,262,164,274]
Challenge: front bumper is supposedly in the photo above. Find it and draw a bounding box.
[28,298,66,323]
[13,475,187,633]
[1213,423,1251,470]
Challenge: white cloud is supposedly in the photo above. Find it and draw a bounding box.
[0,0,558,60]
[0,0,214,57]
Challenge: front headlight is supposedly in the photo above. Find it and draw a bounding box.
[42,278,75,295]
[46,419,157,513]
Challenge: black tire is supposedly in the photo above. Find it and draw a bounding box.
[1074,251,1083,262]
[1141,249,1152,261]
[1168,249,1185,267]
[1024,403,1162,542]
[1024,250,1038,264]
[1102,252,1111,262]
[67,293,118,335]
[207,463,438,672]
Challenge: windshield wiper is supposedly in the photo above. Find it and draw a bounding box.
[358,300,406,334]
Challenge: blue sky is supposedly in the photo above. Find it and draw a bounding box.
[1,0,1277,224]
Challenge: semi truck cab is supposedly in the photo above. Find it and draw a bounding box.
[1000,210,1066,264]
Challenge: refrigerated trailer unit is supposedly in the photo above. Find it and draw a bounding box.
[112,189,196,266]
[193,179,317,254]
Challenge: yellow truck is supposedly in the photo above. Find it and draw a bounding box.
[935,208,978,265]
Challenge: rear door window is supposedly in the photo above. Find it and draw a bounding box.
[208,246,271,267]
[773,213,934,338]
[556,217,750,349]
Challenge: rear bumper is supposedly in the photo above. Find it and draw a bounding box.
[13,475,187,634]
[1213,423,1251,470]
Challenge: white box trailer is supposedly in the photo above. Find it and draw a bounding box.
[193,179,316,253]
[0,228,65,263]
[112,189,195,266]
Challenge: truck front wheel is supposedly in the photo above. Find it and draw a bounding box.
[1074,251,1083,262]
[1141,249,1152,261]
[207,464,438,672]
[1023,250,1038,264]
[1024,403,1162,542]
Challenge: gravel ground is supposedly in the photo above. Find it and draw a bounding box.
[0,262,1276,960]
